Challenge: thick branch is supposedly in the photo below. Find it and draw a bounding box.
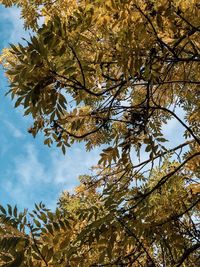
[154,197,200,227]
[176,243,200,267]
[127,152,200,211]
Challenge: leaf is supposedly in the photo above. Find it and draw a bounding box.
[145,145,152,152]
[0,205,6,215]
[46,224,54,235]
[13,205,17,217]
[14,97,23,108]
[157,137,168,142]
[60,238,69,250]
[61,145,66,155]
[7,204,12,216]
[33,219,41,228]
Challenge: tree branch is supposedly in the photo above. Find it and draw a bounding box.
[176,242,200,267]
[127,151,200,211]
[29,226,48,266]
[149,106,200,145]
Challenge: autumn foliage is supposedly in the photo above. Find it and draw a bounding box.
[0,0,199,266]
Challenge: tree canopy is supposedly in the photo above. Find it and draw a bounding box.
[0,0,200,266]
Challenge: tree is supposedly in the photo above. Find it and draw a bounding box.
[0,0,199,266]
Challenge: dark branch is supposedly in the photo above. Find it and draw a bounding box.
[127,152,200,211]
[176,243,200,267]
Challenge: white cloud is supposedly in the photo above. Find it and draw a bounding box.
[51,146,100,185]
[3,120,24,138]
[16,143,99,187]
[1,142,100,209]
[14,144,48,185]
[3,179,28,206]
[1,7,28,44]
[1,5,45,45]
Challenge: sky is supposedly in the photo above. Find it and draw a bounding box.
[0,5,187,212]
[0,5,100,210]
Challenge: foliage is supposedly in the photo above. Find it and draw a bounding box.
[0,0,200,266]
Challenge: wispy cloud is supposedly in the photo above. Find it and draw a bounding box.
[14,144,47,185]
[0,6,27,45]
[51,146,99,185]
[3,120,24,138]
[1,142,100,209]
[14,143,99,185]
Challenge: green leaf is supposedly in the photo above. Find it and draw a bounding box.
[145,145,152,152]
[13,205,17,217]
[62,145,66,155]
[7,204,12,216]
[33,219,41,228]
[0,205,6,215]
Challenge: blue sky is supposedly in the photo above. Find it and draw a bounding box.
[0,5,100,210]
[0,5,187,211]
